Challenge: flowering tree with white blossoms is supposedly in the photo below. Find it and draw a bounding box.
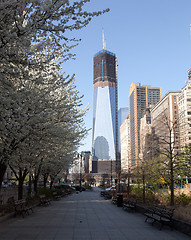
[6,57,88,198]
[0,0,109,194]
[0,0,109,74]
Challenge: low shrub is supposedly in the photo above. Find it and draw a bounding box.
[131,185,159,204]
[175,193,191,206]
[165,193,191,206]
[84,185,92,190]
[51,188,62,195]
[131,185,142,198]
[38,188,52,197]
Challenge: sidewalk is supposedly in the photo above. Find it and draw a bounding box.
[0,187,190,240]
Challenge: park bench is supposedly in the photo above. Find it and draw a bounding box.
[52,191,61,200]
[39,194,51,206]
[0,195,3,205]
[104,191,112,200]
[100,191,112,199]
[100,191,105,197]
[61,190,68,197]
[123,198,137,212]
[14,199,33,217]
[144,205,175,230]
[111,196,117,205]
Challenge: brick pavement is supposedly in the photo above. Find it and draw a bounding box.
[0,187,190,240]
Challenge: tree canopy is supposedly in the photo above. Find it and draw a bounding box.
[0,0,109,196]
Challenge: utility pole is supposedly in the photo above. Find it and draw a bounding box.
[111,159,112,186]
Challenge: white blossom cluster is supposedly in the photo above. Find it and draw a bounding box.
[0,0,108,196]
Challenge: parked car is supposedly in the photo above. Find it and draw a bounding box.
[8,182,16,186]
[61,184,76,191]
[105,186,116,191]
[75,185,86,192]
[1,182,8,188]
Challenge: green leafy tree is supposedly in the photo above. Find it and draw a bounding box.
[179,144,191,179]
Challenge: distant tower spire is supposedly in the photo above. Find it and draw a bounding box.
[102,28,106,50]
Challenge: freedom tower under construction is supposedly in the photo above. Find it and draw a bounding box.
[92,32,119,174]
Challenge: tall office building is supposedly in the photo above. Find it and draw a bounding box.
[129,83,161,169]
[92,39,118,174]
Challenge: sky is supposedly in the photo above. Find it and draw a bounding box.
[63,0,191,152]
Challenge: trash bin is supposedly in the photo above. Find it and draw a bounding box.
[117,194,123,207]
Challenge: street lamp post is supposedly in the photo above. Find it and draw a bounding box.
[78,153,83,187]
[111,159,112,186]
[127,167,130,196]
[80,154,82,187]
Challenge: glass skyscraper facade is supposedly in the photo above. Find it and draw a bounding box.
[92,50,118,173]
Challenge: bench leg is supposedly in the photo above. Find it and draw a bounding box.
[159,222,163,230]
[21,210,26,218]
[29,207,34,213]
[152,219,157,226]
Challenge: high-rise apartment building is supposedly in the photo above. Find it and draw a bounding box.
[151,91,180,152]
[129,83,161,169]
[177,69,191,149]
[120,115,130,173]
[92,47,118,173]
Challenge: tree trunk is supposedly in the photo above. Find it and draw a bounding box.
[142,172,145,204]
[170,157,174,206]
[18,179,24,200]
[0,163,7,188]
[33,178,38,196]
[18,168,28,200]
[33,163,42,195]
[43,174,48,188]
[50,180,53,189]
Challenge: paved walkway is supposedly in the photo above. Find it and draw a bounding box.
[0,187,190,240]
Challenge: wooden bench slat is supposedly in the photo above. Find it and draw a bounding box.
[123,199,137,211]
[144,205,174,230]
[14,199,33,217]
[39,194,51,206]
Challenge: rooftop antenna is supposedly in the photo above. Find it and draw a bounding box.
[102,28,106,50]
